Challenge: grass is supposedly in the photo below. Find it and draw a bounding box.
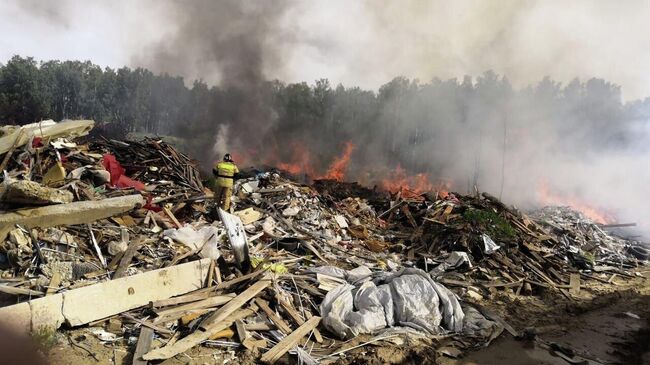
[32,326,58,351]
[463,208,516,239]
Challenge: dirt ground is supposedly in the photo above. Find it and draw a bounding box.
[46,269,650,365]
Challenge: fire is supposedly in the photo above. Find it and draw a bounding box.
[537,181,615,224]
[234,141,355,181]
[321,142,354,181]
[233,141,454,196]
[380,165,449,194]
[271,143,317,177]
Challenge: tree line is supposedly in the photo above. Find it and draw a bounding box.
[1,55,649,181]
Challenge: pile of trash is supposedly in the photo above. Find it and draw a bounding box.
[530,206,648,267]
[0,119,645,363]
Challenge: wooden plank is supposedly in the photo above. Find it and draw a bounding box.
[151,290,214,308]
[207,260,215,287]
[279,298,323,343]
[401,205,418,228]
[113,238,144,279]
[235,319,249,341]
[0,285,44,297]
[121,313,174,335]
[569,274,581,296]
[178,309,213,326]
[255,298,292,334]
[144,308,254,360]
[132,327,154,365]
[154,294,234,317]
[209,328,235,340]
[163,207,182,228]
[243,337,267,351]
[477,306,518,337]
[304,311,324,343]
[378,200,405,219]
[46,271,61,296]
[214,263,222,285]
[215,270,263,290]
[260,316,321,364]
[132,279,272,361]
[245,322,274,331]
[200,277,271,329]
[107,251,125,270]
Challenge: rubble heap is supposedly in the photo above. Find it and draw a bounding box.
[0,119,645,364]
[530,206,646,268]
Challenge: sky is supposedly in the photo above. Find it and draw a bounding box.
[1,0,650,100]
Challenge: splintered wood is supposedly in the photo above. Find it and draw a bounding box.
[260,316,321,364]
[143,277,271,360]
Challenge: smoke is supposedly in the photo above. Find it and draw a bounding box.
[132,0,289,157]
[2,0,650,237]
[130,1,650,237]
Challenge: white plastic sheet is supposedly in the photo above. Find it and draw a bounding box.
[482,234,500,254]
[218,208,250,270]
[163,225,222,260]
[430,251,473,276]
[320,267,465,339]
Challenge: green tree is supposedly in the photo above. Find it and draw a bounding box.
[0,56,49,124]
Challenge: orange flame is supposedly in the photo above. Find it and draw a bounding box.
[321,142,354,181]
[380,165,448,194]
[537,181,615,224]
[267,143,316,177]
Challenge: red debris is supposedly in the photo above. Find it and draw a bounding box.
[101,153,145,191]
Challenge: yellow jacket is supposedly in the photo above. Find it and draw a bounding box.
[213,161,239,187]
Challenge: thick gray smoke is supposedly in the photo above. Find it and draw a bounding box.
[134,1,650,238]
[133,0,289,157]
[2,0,649,237]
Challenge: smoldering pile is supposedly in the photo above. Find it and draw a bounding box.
[0,119,645,364]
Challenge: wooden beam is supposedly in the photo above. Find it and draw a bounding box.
[245,322,274,331]
[279,298,323,343]
[163,207,182,228]
[132,327,154,365]
[207,260,215,287]
[0,195,143,242]
[121,313,174,336]
[62,259,211,327]
[113,238,144,279]
[143,277,270,360]
[215,270,263,290]
[255,298,292,334]
[151,290,215,308]
[144,308,254,360]
[235,319,249,342]
[46,271,61,296]
[569,274,580,296]
[201,277,271,329]
[260,316,321,364]
[154,294,234,318]
[0,285,44,297]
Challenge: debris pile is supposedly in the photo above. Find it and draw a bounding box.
[0,119,645,363]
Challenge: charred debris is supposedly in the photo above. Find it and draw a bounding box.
[0,119,646,363]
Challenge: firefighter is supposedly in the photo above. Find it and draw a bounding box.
[213,153,239,210]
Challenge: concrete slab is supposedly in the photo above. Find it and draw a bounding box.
[30,293,65,333]
[63,258,211,326]
[0,194,143,241]
[0,301,31,334]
